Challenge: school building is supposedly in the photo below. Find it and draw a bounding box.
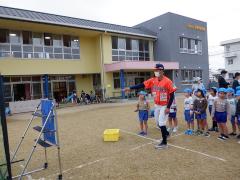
[0,6,209,113]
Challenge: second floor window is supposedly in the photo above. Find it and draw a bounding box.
[0,29,80,60]
[179,37,202,55]
[112,36,149,61]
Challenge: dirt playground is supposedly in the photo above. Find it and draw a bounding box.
[6,97,240,180]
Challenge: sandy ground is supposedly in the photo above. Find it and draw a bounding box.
[6,97,240,180]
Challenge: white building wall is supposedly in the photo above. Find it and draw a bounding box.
[224,43,240,75]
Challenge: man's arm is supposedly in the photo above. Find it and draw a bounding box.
[167,92,174,109]
[129,83,145,90]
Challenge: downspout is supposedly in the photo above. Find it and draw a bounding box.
[100,34,105,101]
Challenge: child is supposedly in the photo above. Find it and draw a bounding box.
[226,88,237,136]
[168,94,178,133]
[183,88,194,135]
[135,91,150,136]
[235,90,240,141]
[193,89,209,137]
[211,88,230,141]
[207,87,218,131]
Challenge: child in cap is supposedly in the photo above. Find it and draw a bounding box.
[235,90,240,140]
[168,94,178,133]
[193,89,209,137]
[135,91,150,136]
[226,88,237,136]
[212,88,230,141]
[207,87,218,132]
[183,88,194,135]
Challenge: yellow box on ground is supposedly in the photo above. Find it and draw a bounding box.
[103,129,120,142]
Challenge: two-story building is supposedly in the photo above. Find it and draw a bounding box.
[220,38,240,79]
[0,6,209,113]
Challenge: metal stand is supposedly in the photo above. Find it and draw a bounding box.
[11,100,62,180]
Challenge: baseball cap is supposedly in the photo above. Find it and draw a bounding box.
[218,88,226,93]
[183,88,192,94]
[226,87,235,94]
[235,91,240,96]
[154,64,164,70]
[138,91,147,96]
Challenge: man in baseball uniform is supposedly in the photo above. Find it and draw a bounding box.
[125,64,176,149]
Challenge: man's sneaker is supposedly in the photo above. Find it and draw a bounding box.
[237,134,240,139]
[221,134,229,139]
[143,132,147,136]
[204,132,210,137]
[229,132,237,136]
[238,141,240,144]
[138,131,144,136]
[185,129,190,135]
[215,127,219,132]
[208,127,215,132]
[173,127,178,133]
[155,142,168,149]
[218,136,226,141]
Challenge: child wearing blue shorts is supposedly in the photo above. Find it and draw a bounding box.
[183,88,194,135]
[226,88,237,136]
[212,88,230,141]
[235,89,240,141]
[135,91,150,136]
[207,87,218,132]
[193,89,209,137]
[168,95,178,133]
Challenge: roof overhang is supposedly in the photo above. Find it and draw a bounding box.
[0,15,157,39]
[104,61,179,72]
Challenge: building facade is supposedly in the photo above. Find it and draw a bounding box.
[0,6,209,113]
[220,38,240,79]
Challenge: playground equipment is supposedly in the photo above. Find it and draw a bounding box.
[11,99,62,180]
[103,129,120,142]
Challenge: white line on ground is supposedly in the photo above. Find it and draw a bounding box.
[10,151,33,180]
[43,132,184,179]
[121,129,227,162]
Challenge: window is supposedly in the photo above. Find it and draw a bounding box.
[33,32,43,45]
[226,45,230,52]
[53,34,62,47]
[32,83,42,99]
[63,35,71,47]
[111,36,149,61]
[112,36,118,49]
[118,38,126,50]
[22,31,32,44]
[131,39,138,51]
[228,59,233,65]
[9,31,21,44]
[71,37,79,48]
[0,29,9,43]
[179,37,202,55]
[181,69,202,83]
[126,38,131,50]
[44,33,52,46]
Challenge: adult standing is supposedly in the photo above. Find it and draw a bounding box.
[125,64,176,149]
[192,77,205,95]
[232,72,240,93]
[218,70,230,88]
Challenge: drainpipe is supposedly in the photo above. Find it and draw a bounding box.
[100,34,106,101]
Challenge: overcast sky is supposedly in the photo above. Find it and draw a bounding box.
[1,0,238,71]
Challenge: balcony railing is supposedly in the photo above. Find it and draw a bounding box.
[0,43,80,60]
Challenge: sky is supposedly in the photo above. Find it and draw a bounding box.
[1,0,239,71]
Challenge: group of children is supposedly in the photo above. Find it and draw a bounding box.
[135,86,240,143]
